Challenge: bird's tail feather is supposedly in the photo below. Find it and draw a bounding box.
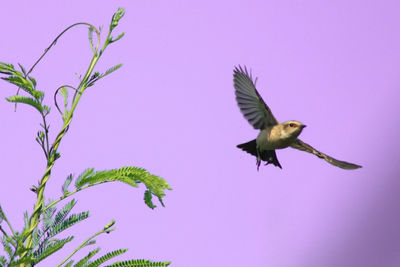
[237,140,282,169]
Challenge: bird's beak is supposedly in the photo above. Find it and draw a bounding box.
[301,125,307,129]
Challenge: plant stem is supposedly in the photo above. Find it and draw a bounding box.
[23,24,101,254]
[41,114,50,159]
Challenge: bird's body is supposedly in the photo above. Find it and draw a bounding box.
[233,65,361,170]
[257,121,304,150]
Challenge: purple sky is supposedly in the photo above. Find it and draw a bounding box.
[1,1,400,266]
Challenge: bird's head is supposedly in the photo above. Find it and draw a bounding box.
[281,120,306,139]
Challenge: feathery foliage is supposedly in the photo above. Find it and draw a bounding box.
[74,247,101,267]
[106,259,171,267]
[5,95,44,113]
[86,248,127,267]
[33,236,74,264]
[0,7,171,266]
[71,166,171,209]
[0,255,7,266]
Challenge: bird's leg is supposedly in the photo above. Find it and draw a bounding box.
[256,148,261,171]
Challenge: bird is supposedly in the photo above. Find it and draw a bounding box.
[233,65,362,171]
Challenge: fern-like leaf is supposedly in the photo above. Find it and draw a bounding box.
[2,75,33,94]
[23,211,29,230]
[0,62,14,75]
[43,202,57,230]
[74,166,171,209]
[86,248,127,267]
[62,174,73,195]
[75,168,95,188]
[88,26,95,55]
[82,239,97,248]
[51,199,76,229]
[2,75,43,101]
[33,236,73,264]
[74,247,100,267]
[29,76,37,88]
[106,259,171,267]
[144,190,156,209]
[6,95,43,114]
[110,32,125,43]
[1,236,13,259]
[18,63,27,76]
[0,204,4,224]
[0,255,7,266]
[60,86,69,111]
[47,211,89,238]
[100,64,122,78]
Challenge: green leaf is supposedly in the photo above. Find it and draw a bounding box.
[6,95,43,114]
[82,240,96,248]
[62,174,73,195]
[74,247,100,267]
[88,26,95,54]
[42,199,75,236]
[87,72,100,87]
[106,259,171,267]
[0,204,4,224]
[75,168,95,188]
[18,63,27,76]
[29,76,37,88]
[74,167,171,209]
[144,190,155,209]
[43,105,51,115]
[2,75,33,95]
[86,249,127,267]
[1,235,13,259]
[0,255,7,265]
[10,256,36,266]
[23,211,29,231]
[60,86,69,111]
[33,236,74,264]
[111,32,125,43]
[65,260,74,267]
[0,62,15,75]
[100,64,122,78]
[47,211,89,238]
[43,202,57,230]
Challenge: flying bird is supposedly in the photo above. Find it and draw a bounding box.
[233,65,362,170]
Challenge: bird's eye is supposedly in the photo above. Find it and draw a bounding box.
[289,123,295,127]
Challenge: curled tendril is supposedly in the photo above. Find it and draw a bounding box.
[53,85,78,116]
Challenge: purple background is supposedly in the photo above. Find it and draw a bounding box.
[1,1,399,266]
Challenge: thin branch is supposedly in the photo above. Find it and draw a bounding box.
[56,221,116,267]
[43,181,111,214]
[26,23,100,78]
[1,211,16,238]
[14,23,100,112]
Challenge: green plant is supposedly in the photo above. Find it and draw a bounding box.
[0,8,171,267]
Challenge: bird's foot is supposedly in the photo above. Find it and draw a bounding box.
[256,158,261,171]
[256,149,261,171]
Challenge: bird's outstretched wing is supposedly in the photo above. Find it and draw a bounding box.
[233,66,278,129]
[290,139,362,170]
